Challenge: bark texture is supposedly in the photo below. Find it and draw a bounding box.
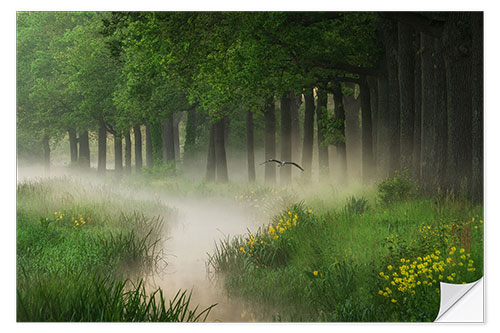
[316,88,329,179]
[264,96,276,184]
[280,92,292,184]
[78,131,90,169]
[134,125,142,173]
[124,130,132,174]
[246,109,256,183]
[301,88,315,180]
[97,121,107,175]
[68,129,78,166]
[114,134,123,176]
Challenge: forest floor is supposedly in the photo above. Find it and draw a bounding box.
[16,166,484,322]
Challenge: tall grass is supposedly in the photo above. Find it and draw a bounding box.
[17,272,215,322]
[17,177,215,322]
[209,181,484,322]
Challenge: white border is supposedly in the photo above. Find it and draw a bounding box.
[3,1,499,332]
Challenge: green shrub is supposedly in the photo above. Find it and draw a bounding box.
[377,170,415,206]
[343,196,370,216]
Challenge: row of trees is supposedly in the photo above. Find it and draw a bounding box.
[17,12,483,200]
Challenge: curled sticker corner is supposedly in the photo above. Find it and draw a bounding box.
[434,277,484,322]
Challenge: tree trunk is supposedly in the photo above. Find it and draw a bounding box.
[367,77,378,162]
[114,134,123,176]
[332,82,347,184]
[412,33,422,180]
[185,105,197,159]
[224,116,230,151]
[443,13,473,194]
[150,121,163,163]
[471,12,483,202]
[385,20,401,175]
[215,117,229,183]
[316,88,329,179]
[246,109,256,183]
[68,129,78,166]
[301,88,315,180]
[163,113,176,165]
[174,112,182,159]
[360,77,374,183]
[376,74,391,179]
[134,125,142,173]
[420,33,438,188]
[124,130,132,174]
[42,135,50,172]
[145,123,153,168]
[398,22,416,171]
[97,121,107,175]
[280,92,292,185]
[263,96,276,184]
[434,39,448,189]
[343,82,361,182]
[206,122,216,182]
[78,130,90,169]
[290,92,301,164]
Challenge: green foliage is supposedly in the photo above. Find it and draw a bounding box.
[318,108,345,146]
[17,178,215,322]
[377,170,416,206]
[342,196,371,216]
[17,273,214,322]
[210,191,483,322]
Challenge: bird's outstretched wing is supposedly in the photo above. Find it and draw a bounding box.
[260,159,282,165]
[284,161,304,171]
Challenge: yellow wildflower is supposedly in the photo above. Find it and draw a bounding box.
[313,270,318,276]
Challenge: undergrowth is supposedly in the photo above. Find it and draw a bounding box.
[17,178,214,322]
[209,178,484,322]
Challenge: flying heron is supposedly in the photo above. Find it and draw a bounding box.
[260,159,304,171]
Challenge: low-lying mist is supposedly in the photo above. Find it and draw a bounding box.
[16,148,374,322]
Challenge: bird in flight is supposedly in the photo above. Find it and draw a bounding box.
[260,159,304,171]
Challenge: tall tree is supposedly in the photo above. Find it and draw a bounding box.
[359,77,374,183]
[124,130,132,174]
[214,117,229,183]
[246,110,256,183]
[343,82,361,182]
[419,33,439,188]
[280,93,292,184]
[301,88,315,180]
[471,12,483,202]
[443,13,473,194]
[134,126,143,173]
[97,121,107,174]
[332,82,347,183]
[398,22,416,171]
[114,134,123,176]
[145,123,154,168]
[162,113,176,166]
[316,88,329,179]
[263,97,277,184]
[78,131,90,169]
[206,122,216,182]
[68,129,78,166]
